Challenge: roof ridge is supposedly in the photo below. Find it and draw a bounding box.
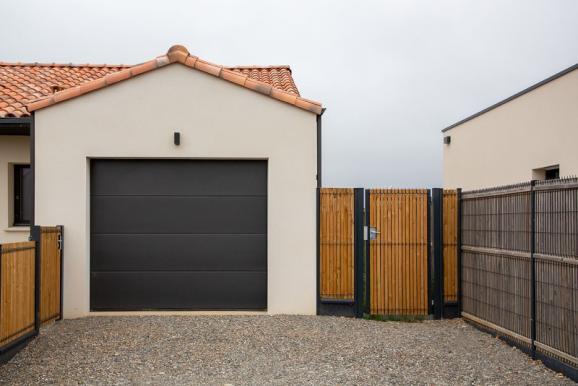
[229,65,291,69]
[26,45,322,115]
[0,62,292,70]
[0,62,130,68]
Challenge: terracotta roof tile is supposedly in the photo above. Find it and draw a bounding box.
[0,63,127,117]
[194,59,222,77]
[0,45,320,117]
[220,68,247,86]
[231,66,300,96]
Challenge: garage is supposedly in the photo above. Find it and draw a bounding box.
[30,45,319,317]
[90,159,267,311]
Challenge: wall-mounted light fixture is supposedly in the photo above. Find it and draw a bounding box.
[443,136,451,145]
[174,132,181,146]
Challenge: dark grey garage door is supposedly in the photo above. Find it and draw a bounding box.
[90,160,267,311]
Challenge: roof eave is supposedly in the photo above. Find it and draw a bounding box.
[0,117,31,135]
[442,63,578,133]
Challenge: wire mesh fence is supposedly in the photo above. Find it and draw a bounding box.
[461,178,578,373]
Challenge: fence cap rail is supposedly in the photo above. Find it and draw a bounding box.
[367,188,429,194]
[462,181,532,199]
[534,175,578,185]
[39,226,63,233]
[0,241,35,255]
[319,188,354,195]
[534,177,578,191]
[462,176,578,197]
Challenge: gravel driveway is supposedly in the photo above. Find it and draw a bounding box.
[0,316,572,385]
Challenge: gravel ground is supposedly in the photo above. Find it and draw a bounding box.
[0,316,572,385]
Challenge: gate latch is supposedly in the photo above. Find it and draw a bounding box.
[57,233,63,251]
[364,226,380,240]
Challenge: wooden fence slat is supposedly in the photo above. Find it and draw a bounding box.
[443,190,458,303]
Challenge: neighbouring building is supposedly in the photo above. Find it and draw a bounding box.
[443,63,578,190]
[0,45,323,317]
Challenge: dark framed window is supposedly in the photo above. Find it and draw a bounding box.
[13,164,32,226]
[545,167,560,180]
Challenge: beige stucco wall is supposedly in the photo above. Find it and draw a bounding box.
[443,67,578,190]
[0,136,30,243]
[34,63,318,318]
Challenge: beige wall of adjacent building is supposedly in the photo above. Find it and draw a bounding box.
[443,67,578,190]
[34,63,318,318]
[0,136,30,243]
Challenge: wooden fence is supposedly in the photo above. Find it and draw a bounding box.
[460,179,578,371]
[0,225,63,355]
[443,190,458,304]
[319,188,355,301]
[39,227,63,325]
[367,189,429,315]
[0,241,36,348]
[319,187,459,317]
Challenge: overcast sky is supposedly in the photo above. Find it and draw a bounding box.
[2,0,577,188]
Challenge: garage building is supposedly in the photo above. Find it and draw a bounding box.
[1,45,323,317]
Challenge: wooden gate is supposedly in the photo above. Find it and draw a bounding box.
[366,189,429,315]
[319,188,355,301]
[38,226,63,324]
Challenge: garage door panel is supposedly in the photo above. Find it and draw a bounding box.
[91,159,267,196]
[91,196,267,234]
[90,271,267,310]
[90,159,267,311]
[91,234,266,271]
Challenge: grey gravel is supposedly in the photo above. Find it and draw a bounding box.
[0,316,573,385]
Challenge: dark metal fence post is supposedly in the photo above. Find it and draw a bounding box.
[354,188,365,318]
[456,188,463,315]
[432,188,444,319]
[365,189,371,315]
[316,187,320,315]
[530,180,537,359]
[30,225,41,333]
[0,244,2,324]
[427,190,433,315]
[58,225,64,321]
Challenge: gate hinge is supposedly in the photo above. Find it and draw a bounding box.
[57,234,63,251]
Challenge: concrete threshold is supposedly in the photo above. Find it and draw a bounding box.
[88,310,269,317]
